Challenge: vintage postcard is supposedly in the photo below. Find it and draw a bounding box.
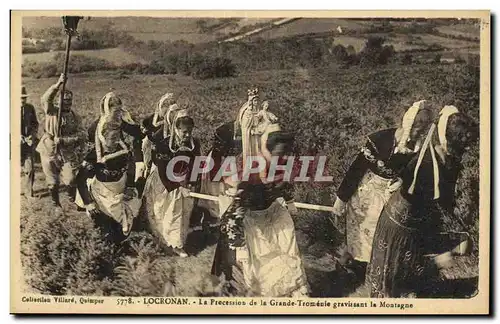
[10,10,491,315]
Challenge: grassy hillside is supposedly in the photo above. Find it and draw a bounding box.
[248,18,371,40]
[436,23,481,39]
[20,62,480,298]
[22,16,275,44]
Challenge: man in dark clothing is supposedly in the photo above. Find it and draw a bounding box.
[21,85,39,198]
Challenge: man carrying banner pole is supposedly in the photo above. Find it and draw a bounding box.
[36,16,86,210]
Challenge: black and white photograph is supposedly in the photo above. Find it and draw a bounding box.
[10,10,490,315]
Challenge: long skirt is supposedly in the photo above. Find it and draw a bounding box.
[75,173,142,235]
[345,170,393,262]
[142,165,194,248]
[367,189,430,298]
[141,165,165,217]
[212,198,309,297]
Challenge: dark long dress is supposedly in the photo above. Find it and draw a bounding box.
[367,145,451,298]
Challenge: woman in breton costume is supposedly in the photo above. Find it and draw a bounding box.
[210,117,309,297]
[332,101,435,264]
[75,92,144,242]
[367,106,478,298]
[141,106,201,258]
[140,93,177,180]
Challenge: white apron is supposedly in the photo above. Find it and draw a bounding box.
[345,170,394,262]
[153,187,195,249]
[75,173,142,229]
[235,198,309,297]
[143,165,195,248]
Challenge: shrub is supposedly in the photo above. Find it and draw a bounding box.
[192,57,237,80]
[467,54,480,67]
[54,53,115,73]
[358,36,395,67]
[142,61,166,75]
[20,205,116,295]
[22,60,58,78]
[454,55,466,64]
[22,46,46,54]
[22,54,116,78]
[402,53,413,65]
[331,44,350,62]
[433,53,442,64]
[111,233,177,296]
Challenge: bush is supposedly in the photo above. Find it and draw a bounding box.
[22,46,46,54]
[402,53,413,65]
[55,53,115,73]
[22,60,58,78]
[22,54,116,78]
[20,205,115,295]
[192,57,237,80]
[358,36,395,67]
[142,61,166,75]
[331,44,349,62]
[454,55,466,64]
[433,53,442,64]
[467,54,480,67]
[111,234,177,296]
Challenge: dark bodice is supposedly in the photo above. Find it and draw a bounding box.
[337,128,418,202]
[141,113,162,141]
[150,129,201,192]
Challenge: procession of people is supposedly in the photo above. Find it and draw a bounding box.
[20,72,478,298]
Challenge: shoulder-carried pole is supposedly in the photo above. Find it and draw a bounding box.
[188,191,335,212]
[56,16,82,151]
[56,33,72,139]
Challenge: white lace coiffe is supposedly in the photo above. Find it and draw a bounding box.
[408,105,459,200]
[95,92,130,163]
[394,100,426,154]
[152,92,174,127]
[166,108,195,153]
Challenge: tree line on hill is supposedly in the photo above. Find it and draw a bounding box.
[22,21,479,80]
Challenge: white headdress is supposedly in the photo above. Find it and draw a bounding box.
[407,105,460,200]
[437,105,459,155]
[152,92,174,127]
[95,92,129,163]
[395,100,427,154]
[165,103,183,131]
[166,107,195,153]
[99,91,136,125]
